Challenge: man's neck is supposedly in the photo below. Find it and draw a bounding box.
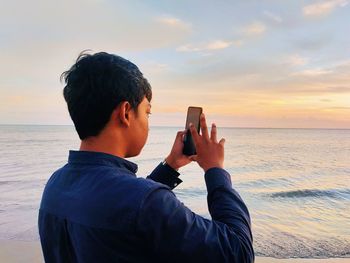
[79,136,126,158]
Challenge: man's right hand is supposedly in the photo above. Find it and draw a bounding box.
[189,113,225,172]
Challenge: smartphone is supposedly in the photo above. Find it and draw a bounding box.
[183,106,203,156]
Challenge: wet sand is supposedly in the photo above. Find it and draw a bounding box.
[1,240,349,263]
[0,240,43,263]
[256,257,350,263]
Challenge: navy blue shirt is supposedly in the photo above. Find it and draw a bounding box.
[39,151,254,262]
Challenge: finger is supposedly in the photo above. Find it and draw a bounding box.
[189,123,200,145]
[175,130,187,140]
[176,131,182,138]
[200,113,210,140]
[176,130,185,140]
[219,138,225,146]
[210,123,218,143]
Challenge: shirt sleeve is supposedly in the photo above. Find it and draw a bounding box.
[146,162,182,190]
[136,168,254,263]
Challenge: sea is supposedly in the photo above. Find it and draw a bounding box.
[0,125,349,259]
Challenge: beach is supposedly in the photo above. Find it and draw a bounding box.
[1,240,349,263]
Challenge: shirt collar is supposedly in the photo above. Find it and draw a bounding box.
[68,150,138,174]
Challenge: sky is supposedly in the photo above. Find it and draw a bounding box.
[0,0,349,128]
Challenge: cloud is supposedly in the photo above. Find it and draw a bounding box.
[206,40,232,50]
[232,40,244,47]
[303,0,349,16]
[263,11,283,23]
[176,45,199,52]
[176,40,235,52]
[155,15,191,31]
[288,86,350,94]
[241,21,267,36]
[285,54,309,66]
[326,86,350,93]
[327,106,350,110]
[292,68,333,76]
[293,35,331,51]
[140,61,169,76]
[0,2,192,54]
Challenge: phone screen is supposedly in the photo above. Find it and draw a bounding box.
[183,106,202,156]
[185,107,202,131]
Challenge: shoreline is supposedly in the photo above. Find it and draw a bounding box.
[256,257,350,263]
[0,240,349,263]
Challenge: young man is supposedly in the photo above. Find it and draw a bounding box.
[38,52,254,263]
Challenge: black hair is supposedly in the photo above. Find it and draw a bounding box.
[61,51,152,140]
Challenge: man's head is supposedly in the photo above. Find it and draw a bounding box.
[62,51,152,157]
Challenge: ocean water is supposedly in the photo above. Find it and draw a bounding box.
[0,125,349,259]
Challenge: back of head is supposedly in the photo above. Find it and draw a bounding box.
[61,51,152,140]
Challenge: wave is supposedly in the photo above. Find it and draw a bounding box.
[269,188,350,199]
[0,180,22,185]
[174,187,207,198]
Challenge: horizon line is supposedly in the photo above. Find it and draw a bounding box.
[0,123,349,130]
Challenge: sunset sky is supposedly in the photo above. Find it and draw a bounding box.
[0,0,349,128]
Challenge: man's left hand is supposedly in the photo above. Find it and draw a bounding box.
[165,130,192,170]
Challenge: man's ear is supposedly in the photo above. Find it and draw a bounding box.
[117,101,132,127]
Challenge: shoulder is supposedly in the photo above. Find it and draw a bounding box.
[82,166,172,207]
[46,162,168,193]
[42,164,173,231]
